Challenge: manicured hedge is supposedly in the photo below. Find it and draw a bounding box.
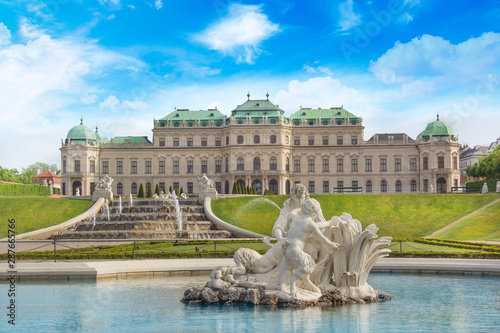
[0,183,50,196]
[466,179,499,192]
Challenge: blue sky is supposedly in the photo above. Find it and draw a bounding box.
[0,0,499,170]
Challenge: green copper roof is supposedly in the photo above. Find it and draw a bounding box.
[110,136,152,144]
[417,115,454,141]
[66,119,97,142]
[290,107,357,119]
[232,98,284,113]
[161,109,226,121]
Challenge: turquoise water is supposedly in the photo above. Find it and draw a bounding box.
[1,273,499,332]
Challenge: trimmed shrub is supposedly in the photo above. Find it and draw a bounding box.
[138,184,145,198]
[155,184,160,196]
[0,183,50,196]
[146,184,153,198]
[466,179,499,192]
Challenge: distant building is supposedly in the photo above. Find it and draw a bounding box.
[459,136,499,184]
[60,95,460,196]
[32,170,61,189]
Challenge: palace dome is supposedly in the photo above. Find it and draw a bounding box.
[66,119,97,144]
[417,115,454,142]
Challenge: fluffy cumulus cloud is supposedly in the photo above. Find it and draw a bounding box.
[192,4,280,64]
[154,0,163,10]
[274,76,366,113]
[0,20,145,169]
[338,0,361,31]
[0,23,11,46]
[369,33,500,86]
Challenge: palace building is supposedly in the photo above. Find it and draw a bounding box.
[60,95,460,196]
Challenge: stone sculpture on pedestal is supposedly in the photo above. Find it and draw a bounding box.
[197,174,217,204]
[482,182,489,194]
[183,186,393,306]
[92,175,114,201]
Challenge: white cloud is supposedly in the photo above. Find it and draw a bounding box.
[369,33,500,88]
[303,63,334,76]
[127,5,136,10]
[0,23,11,46]
[154,0,163,10]
[19,17,45,40]
[81,94,98,105]
[274,76,364,113]
[338,0,361,31]
[399,13,413,24]
[106,14,116,20]
[100,95,148,111]
[192,4,280,64]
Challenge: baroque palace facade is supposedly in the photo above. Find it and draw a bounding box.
[60,95,460,196]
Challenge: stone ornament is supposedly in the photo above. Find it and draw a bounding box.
[197,174,215,191]
[96,175,114,191]
[482,182,489,194]
[184,184,393,305]
[496,181,500,193]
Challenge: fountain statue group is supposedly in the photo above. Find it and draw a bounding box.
[184,184,393,305]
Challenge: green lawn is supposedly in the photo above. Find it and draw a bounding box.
[435,199,500,241]
[0,197,94,238]
[211,194,500,239]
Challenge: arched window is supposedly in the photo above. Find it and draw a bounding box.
[226,136,229,145]
[252,179,262,195]
[396,180,402,192]
[366,181,372,193]
[225,180,229,194]
[146,183,151,194]
[236,179,245,188]
[237,157,244,170]
[286,180,291,195]
[411,180,417,192]
[253,157,261,171]
[381,180,387,193]
[269,179,278,195]
[270,135,276,144]
[131,183,137,195]
[270,157,277,170]
[254,135,260,144]
[117,183,123,195]
[237,135,243,144]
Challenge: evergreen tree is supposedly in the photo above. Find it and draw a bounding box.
[180,187,184,195]
[169,185,173,194]
[155,184,160,196]
[232,182,237,194]
[146,184,153,198]
[138,184,145,198]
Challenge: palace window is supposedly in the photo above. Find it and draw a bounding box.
[74,160,81,173]
[253,157,261,171]
[187,138,193,147]
[286,157,290,172]
[173,138,179,146]
[323,136,329,145]
[159,138,165,146]
[337,181,344,193]
[187,161,193,173]
[323,181,329,193]
[237,136,244,144]
[145,161,152,174]
[308,136,314,145]
[225,159,229,172]
[381,180,387,192]
[201,138,207,146]
[237,157,244,171]
[352,159,358,172]
[323,159,329,172]
[131,183,137,195]
[270,135,276,144]
[215,160,222,173]
[423,179,429,192]
[270,157,277,170]
[337,159,343,172]
[159,182,165,193]
[89,160,95,173]
[226,136,229,145]
[173,182,179,193]
[63,161,67,173]
[308,181,315,193]
[365,158,372,171]
[352,180,358,189]
[254,135,260,144]
[131,161,137,174]
[438,156,445,169]
[215,138,221,146]
[173,161,179,174]
[423,157,428,170]
[395,158,402,171]
[411,180,417,192]
[294,159,300,172]
[159,161,165,174]
[294,137,300,145]
[410,158,417,171]
[117,183,123,195]
[215,182,222,193]
[102,161,108,174]
[453,156,458,169]
[116,161,123,174]
[201,160,208,173]
[351,136,358,145]
[308,159,315,172]
[337,136,343,145]
[187,182,193,194]
[380,158,387,171]
[396,180,402,192]
[366,181,372,193]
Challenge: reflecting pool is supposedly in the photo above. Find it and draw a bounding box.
[1,273,499,332]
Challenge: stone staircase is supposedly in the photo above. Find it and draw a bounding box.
[57,198,232,240]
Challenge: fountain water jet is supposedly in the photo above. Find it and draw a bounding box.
[105,199,110,222]
[119,196,122,214]
[172,192,183,231]
[129,193,133,207]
